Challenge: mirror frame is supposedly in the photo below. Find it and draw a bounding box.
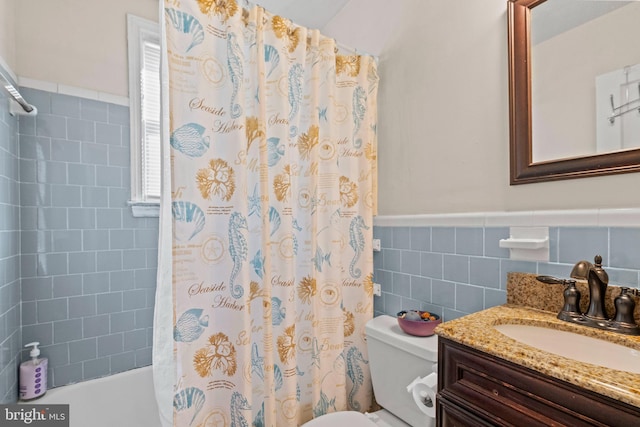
[508,0,640,185]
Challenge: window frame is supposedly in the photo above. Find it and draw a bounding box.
[127,14,161,217]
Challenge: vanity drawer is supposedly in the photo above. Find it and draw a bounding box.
[437,338,640,427]
[437,398,496,427]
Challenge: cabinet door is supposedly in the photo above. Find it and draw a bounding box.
[437,338,640,427]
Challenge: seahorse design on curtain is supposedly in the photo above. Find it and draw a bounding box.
[348,215,368,278]
[288,63,304,136]
[228,212,248,298]
[227,31,244,119]
[346,346,368,411]
[352,86,366,148]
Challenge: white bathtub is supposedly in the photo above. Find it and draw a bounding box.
[22,366,162,427]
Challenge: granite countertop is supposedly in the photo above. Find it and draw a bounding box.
[435,273,640,408]
[434,274,640,408]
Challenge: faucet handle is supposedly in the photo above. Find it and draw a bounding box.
[613,287,636,326]
[536,275,572,285]
[560,280,581,319]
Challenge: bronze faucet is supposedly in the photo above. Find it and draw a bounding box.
[570,255,609,321]
[537,255,639,336]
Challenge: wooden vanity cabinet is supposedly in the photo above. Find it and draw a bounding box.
[436,338,640,427]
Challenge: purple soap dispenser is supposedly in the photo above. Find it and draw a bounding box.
[19,342,48,400]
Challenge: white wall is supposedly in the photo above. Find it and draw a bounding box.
[10,0,640,215]
[376,0,509,215]
[0,0,16,70]
[375,0,640,215]
[14,0,158,97]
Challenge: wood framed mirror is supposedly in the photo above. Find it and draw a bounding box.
[508,0,640,185]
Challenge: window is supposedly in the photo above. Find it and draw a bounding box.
[127,14,161,217]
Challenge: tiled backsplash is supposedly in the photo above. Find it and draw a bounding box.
[0,83,21,403]
[373,225,640,322]
[17,88,158,391]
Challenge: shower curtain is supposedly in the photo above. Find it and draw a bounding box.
[160,0,378,425]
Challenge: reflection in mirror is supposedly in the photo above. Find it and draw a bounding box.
[531,1,640,163]
[507,0,640,184]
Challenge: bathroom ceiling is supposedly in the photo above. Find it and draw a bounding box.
[249,0,399,56]
[254,0,635,56]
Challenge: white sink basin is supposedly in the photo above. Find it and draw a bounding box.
[494,323,640,374]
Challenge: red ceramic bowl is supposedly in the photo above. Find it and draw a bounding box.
[397,310,442,337]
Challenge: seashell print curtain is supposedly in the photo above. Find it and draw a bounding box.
[164,0,378,425]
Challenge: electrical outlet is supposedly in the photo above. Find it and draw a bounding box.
[373,283,381,296]
[372,239,381,252]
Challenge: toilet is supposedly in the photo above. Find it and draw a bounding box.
[304,314,438,427]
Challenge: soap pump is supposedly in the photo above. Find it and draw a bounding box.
[19,342,48,400]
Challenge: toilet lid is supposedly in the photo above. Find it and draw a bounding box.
[303,411,377,427]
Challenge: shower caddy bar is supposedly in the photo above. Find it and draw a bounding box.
[608,83,640,124]
[0,68,36,115]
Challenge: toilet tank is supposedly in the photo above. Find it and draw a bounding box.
[365,315,438,427]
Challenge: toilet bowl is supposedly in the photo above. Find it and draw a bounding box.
[303,315,438,427]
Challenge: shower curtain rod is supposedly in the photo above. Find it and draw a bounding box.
[334,39,378,62]
[0,69,36,115]
[241,1,378,61]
